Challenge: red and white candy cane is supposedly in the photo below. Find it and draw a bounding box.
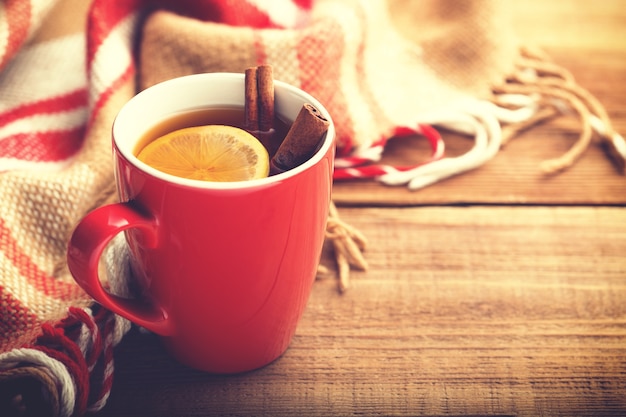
[333,124,445,180]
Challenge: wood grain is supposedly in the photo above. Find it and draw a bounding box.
[509,0,626,51]
[97,206,626,417]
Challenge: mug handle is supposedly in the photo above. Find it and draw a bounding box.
[67,202,174,336]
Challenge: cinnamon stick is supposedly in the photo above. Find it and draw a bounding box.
[270,103,330,174]
[257,65,274,132]
[244,65,274,132]
[244,67,259,131]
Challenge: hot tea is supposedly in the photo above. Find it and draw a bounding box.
[134,106,291,159]
[133,107,292,182]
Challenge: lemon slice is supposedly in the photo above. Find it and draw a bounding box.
[137,125,270,182]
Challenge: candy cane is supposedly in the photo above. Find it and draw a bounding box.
[333,124,445,180]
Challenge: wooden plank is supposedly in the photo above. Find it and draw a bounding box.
[508,0,626,51]
[96,206,626,417]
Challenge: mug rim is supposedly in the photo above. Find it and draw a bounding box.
[112,72,335,190]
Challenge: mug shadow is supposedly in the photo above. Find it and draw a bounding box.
[98,327,291,417]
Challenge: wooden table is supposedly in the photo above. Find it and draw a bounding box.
[96,2,626,416]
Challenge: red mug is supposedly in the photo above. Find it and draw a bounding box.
[67,73,335,373]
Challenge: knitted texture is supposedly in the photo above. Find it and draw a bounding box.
[139,0,517,160]
[1,1,622,416]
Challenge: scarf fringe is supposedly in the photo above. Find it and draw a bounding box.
[0,235,134,417]
[0,306,131,417]
[495,46,626,174]
[318,201,369,293]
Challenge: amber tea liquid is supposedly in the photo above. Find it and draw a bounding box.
[134,106,291,160]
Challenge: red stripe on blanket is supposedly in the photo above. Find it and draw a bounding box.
[293,0,313,9]
[297,18,354,155]
[86,0,142,73]
[218,0,273,28]
[86,0,283,78]
[88,62,134,124]
[156,0,279,28]
[0,286,41,349]
[0,128,85,162]
[0,89,87,128]
[1,0,31,70]
[0,218,84,301]
[253,30,268,65]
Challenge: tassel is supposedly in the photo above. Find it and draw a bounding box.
[319,202,368,293]
[494,47,626,174]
